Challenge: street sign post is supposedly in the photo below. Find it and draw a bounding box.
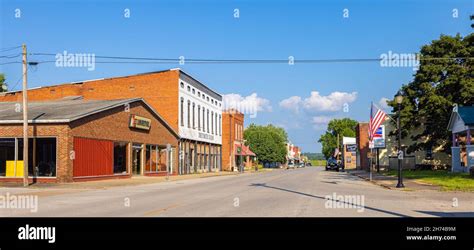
[166,143,171,180]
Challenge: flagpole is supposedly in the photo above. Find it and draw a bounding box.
[369,102,373,181]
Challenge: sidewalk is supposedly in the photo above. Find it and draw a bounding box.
[0,168,274,190]
[346,169,441,191]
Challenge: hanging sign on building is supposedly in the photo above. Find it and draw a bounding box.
[129,115,151,130]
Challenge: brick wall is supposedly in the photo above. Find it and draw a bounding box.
[355,123,369,170]
[0,101,180,183]
[0,83,83,102]
[222,110,244,171]
[0,70,181,133]
[0,124,72,182]
[70,101,179,175]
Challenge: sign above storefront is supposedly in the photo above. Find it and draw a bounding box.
[129,115,151,130]
[198,132,214,141]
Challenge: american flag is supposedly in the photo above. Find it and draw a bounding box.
[368,102,387,141]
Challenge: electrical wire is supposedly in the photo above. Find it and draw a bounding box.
[0,53,22,59]
[28,52,474,64]
[0,61,22,65]
[0,45,22,53]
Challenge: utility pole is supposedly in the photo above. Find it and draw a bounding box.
[22,44,29,187]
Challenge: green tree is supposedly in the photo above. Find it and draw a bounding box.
[244,124,288,164]
[388,33,474,154]
[318,118,358,159]
[0,74,6,92]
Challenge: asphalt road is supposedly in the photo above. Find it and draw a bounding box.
[1,167,473,217]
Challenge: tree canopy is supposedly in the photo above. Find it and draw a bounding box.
[387,33,474,154]
[318,118,358,159]
[244,124,288,164]
[0,74,6,92]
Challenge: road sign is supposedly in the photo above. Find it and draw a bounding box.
[369,141,374,149]
[373,125,386,148]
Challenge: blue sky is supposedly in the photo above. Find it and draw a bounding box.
[1,0,472,152]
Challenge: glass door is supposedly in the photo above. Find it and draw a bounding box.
[132,144,142,175]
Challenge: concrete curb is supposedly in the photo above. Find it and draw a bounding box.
[346,171,398,190]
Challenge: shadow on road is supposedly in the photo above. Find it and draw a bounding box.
[323,174,362,181]
[250,183,409,217]
[320,181,339,185]
[415,211,474,217]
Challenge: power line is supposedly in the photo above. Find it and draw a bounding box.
[8,73,24,92]
[29,52,474,64]
[0,45,22,53]
[0,61,22,65]
[0,53,22,59]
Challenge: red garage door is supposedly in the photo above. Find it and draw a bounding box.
[73,137,114,177]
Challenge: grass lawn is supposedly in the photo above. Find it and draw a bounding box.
[310,160,327,167]
[384,170,474,192]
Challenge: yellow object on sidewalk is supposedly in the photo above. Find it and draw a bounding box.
[6,161,24,177]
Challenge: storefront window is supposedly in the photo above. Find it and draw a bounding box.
[17,138,56,177]
[158,149,168,172]
[0,138,15,177]
[113,142,127,174]
[145,145,168,173]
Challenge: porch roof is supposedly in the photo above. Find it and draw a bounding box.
[447,106,474,133]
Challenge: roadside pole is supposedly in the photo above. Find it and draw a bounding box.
[369,140,373,181]
[376,148,380,173]
[22,44,29,187]
[166,143,171,181]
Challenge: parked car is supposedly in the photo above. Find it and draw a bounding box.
[306,162,312,167]
[297,162,305,168]
[325,157,342,171]
[287,162,296,169]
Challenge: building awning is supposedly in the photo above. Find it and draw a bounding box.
[234,143,256,157]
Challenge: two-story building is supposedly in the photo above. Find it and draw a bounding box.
[0,68,223,175]
[221,109,255,171]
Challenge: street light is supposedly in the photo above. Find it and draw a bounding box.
[395,92,405,188]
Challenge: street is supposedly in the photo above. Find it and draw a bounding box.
[1,167,473,217]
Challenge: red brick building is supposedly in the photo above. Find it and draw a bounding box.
[355,122,370,170]
[0,69,223,175]
[0,98,179,183]
[222,109,255,171]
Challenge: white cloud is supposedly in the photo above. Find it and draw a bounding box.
[279,91,357,113]
[302,91,357,112]
[378,97,390,111]
[222,93,272,117]
[279,96,302,113]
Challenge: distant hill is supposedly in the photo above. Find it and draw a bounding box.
[303,152,325,160]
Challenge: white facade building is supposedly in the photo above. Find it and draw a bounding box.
[177,71,223,174]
